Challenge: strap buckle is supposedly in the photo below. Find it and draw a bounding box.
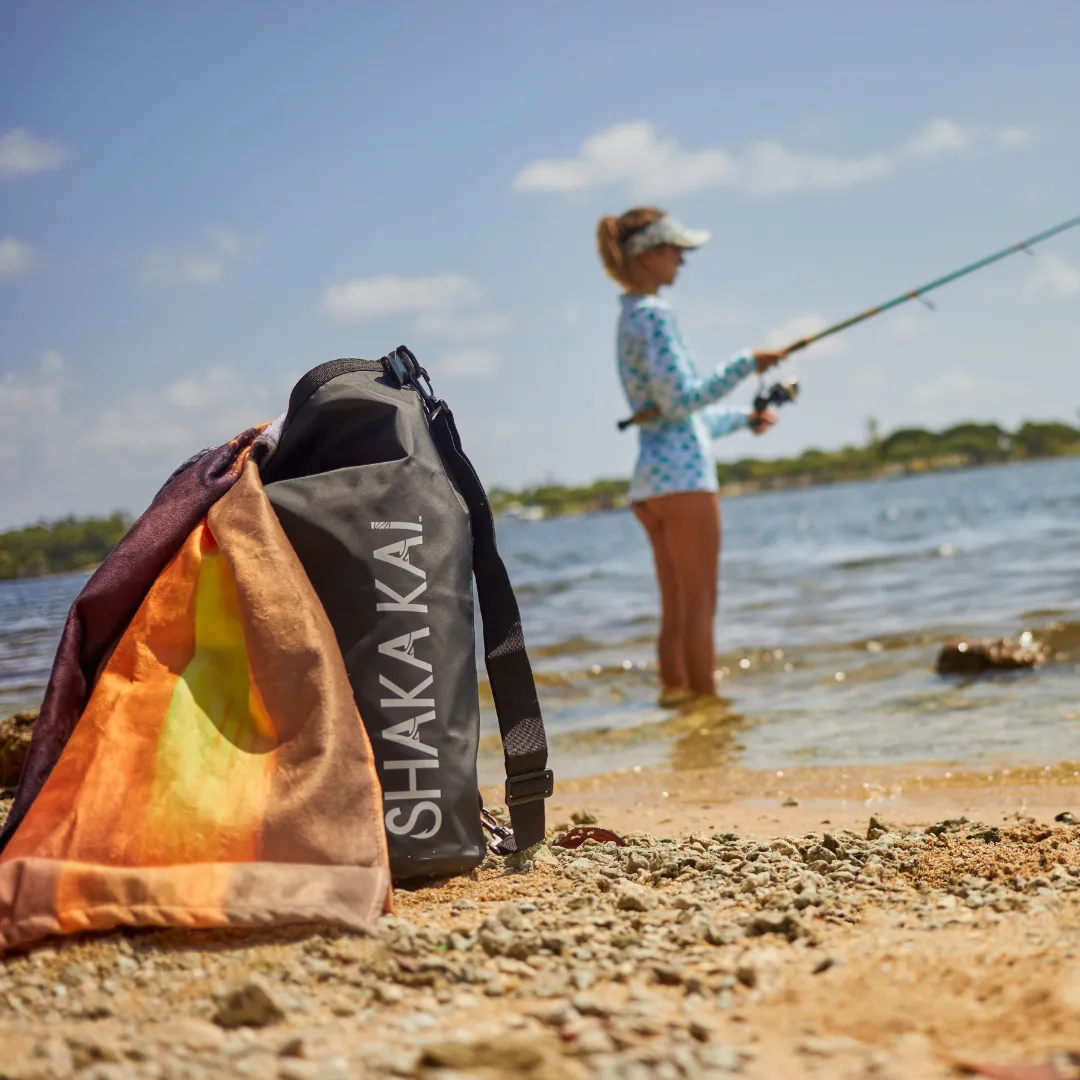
[505,769,554,808]
[381,346,440,413]
[382,349,411,388]
[480,806,513,853]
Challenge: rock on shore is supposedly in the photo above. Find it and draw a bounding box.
[0,709,36,789]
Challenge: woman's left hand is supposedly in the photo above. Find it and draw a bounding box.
[750,407,778,434]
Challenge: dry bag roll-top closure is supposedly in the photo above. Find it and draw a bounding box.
[260,347,553,883]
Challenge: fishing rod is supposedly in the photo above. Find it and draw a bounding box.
[617,213,1080,431]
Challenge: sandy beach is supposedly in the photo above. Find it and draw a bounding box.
[3,752,1079,1080]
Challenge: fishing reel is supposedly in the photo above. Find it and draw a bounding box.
[617,375,801,432]
[752,376,800,415]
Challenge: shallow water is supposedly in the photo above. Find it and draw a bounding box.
[3,458,1080,783]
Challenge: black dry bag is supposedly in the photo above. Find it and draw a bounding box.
[260,347,553,882]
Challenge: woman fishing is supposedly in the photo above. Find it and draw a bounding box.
[597,207,785,707]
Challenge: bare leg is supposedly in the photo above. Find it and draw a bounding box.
[664,492,721,695]
[636,492,721,697]
[633,499,687,692]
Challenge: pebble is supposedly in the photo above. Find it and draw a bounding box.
[212,978,287,1029]
[616,881,658,912]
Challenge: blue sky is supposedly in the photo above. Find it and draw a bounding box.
[2,2,1078,528]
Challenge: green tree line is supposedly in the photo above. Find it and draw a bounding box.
[490,418,1080,519]
[0,514,131,581]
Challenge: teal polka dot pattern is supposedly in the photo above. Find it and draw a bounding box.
[617,294,755,502]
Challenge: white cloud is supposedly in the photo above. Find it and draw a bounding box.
[0,352,67,467]
[83,367,271,455]
[321,273,508,369]
[514,116,1020,199]
[322,274,480,323]
[0,129,70,180]
[143,227,258,286]
[514,122,738,198]
[435,349,502,378]
[763,314,846,357]
[906,118,970,155]
[0,354,279,527]
[0,356,267,467]
[0,237,34,278]
[1023,253,1080,302]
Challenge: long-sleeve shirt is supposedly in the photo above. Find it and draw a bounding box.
[617,293,755,502]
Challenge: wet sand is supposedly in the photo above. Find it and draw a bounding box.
[510,756,1080,844]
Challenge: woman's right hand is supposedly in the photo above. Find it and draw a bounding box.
[752,348,787,374]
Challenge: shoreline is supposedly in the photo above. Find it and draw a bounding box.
[494,449,1080,522]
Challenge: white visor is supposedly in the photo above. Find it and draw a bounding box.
[624,215,711,256]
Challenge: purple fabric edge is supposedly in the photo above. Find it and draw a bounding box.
[0,428,262,851]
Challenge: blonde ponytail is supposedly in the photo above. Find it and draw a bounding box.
[596,207,666,291]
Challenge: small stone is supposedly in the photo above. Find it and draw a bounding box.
[813,954,845,975]
[746,911,804,942]
[699,1044,744,1071]
[706,923,745,947]
[0,710,38,787]
[571,1027,616,1055]
[651,963,684,986]
[735,948,783,992]
[67,1032,123,1070]
[867,815,891,840]
[529,999,578,1027]
[936,636,1045,675]
[497,904,530,931]
[782,796,800,807]
[689,1019,716,1042]
[1054,811,1078,824]
[212,978,287,1029]
[374,983,405,1005]
[277,1062,322,1080]
[420,1033,568,1072]
[276,1037,305,1059]
[616,881,659,912]
[570,993,612,1018]
[571,809,599,825]
[531,844,561,868]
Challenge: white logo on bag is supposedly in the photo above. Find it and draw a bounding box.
[371,519,442,841]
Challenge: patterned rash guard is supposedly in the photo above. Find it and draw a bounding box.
[618,293,756,503]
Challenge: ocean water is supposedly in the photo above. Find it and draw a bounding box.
[3,457,1080,782]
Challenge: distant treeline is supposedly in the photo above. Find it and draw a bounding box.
[3,420,1079,578]
[0,514,131,581]
[490,419,1080,519]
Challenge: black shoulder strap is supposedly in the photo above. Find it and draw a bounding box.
[389,349,552,855]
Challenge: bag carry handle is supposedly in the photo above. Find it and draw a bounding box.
[382,347,553,855]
